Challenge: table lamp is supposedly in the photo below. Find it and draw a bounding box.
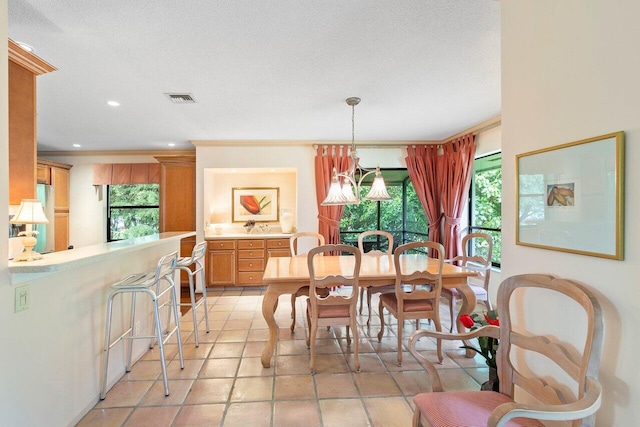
[9,199,49,261]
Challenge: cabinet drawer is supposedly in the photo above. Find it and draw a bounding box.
[208,240,236,250]
[267,249,291,258]
[267,238,289,249]
[237,258,265,271]
[237,271,263,285]
[237,239,265,250]
[238,249,264,259]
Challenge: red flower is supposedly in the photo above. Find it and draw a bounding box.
[460,314,475,329]
[484,313,500,326]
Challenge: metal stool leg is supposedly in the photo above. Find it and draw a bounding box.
[169,276,185,369]
[199,259,210,334]
[187,270,200,346]
[100,292,116,400]
[126,292,136,371]
[151,291,171,396]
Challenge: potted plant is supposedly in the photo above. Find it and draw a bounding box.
[459,310,500,391]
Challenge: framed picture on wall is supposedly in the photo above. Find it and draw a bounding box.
[232,187,280,222]
[516,131,625,260]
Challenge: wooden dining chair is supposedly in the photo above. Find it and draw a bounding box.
[289,231,325,332]
[377,241,445,366]
[305,244,361,373]
[408,274,603,427]
[357,230,394,326]
[442,232,493,332]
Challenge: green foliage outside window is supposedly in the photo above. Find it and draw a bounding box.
[470,153,502,265]
[340,174,428,250]
[108,184,159,241]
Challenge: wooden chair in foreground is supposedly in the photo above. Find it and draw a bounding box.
[408,274,603,427]
[305,244,361,373]
[442,232,493,332]
[377,241,445,366]
[357,230,394,326]
[289,231,325,332]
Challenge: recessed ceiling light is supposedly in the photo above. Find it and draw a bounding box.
[72,144,81,148]
[168,143,175,147]
[15,41,34,53]
[107,101,120,107]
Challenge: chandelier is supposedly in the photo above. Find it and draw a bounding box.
[321,97,391,206]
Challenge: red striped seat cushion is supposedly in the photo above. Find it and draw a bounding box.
[413,391,544,426]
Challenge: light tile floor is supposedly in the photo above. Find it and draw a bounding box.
[78,288,490,426]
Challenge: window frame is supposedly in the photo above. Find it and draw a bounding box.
[339,168,428,251]
[467,152,502,268]
[106,184,160,242]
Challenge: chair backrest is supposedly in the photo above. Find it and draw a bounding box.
[307,244,361,310]
[187,241,207,266]
[393,241,444,305]
[357,230,394,255]
[496,274,603,426]
[290,231,325,256]
[155,251,178,285]
[450,232,492,291]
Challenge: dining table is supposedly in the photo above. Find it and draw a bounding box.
[260,253,479,368]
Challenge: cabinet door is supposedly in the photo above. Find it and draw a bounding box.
[37,165,51,184]
[207,250,236,286]
[159,160,195,232]
[267,238,291,258]
[54,212,69,251]
[51,167,70,210]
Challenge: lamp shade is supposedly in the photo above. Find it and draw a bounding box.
[9,199,49,224]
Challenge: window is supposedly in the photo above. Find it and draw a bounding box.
[468,152,502,267]
[107,184,160,241]
[339,169,428,251]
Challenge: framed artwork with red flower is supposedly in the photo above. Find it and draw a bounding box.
[232,187,280,222]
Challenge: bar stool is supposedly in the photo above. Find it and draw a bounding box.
[100,251,184,399]
[176,241,210,347]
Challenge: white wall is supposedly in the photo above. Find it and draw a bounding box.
[502,1,639,424]
[40,154,158,248]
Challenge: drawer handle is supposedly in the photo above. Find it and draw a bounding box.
[219,243,224,247]
[249,263,253,267]
[278,242,282,246]
[249,276,253,280]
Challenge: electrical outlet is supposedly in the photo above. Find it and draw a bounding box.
[15,285,29,312]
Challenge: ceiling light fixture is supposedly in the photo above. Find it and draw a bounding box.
[72,144,81,148]
[321,97,391,206]
[107,101,120,107]
[168,143,176,147]
[15,41,34,53]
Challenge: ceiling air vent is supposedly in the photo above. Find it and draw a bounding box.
[165,93,196,104]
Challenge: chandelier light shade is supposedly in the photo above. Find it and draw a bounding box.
[9,199,49,262]
[321,97,392,206]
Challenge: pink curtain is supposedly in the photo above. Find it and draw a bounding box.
[439,134,476,259]
[405,145,442,257]
[314,145,352,244]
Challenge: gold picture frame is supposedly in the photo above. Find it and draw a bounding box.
[232,187,280,222]
[516,131,625,260]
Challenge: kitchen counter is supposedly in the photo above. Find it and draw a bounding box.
[8,231,195,284]
[205,232,292,240]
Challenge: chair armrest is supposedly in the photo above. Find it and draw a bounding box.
[488,377,602,427]
[408,326,500,392]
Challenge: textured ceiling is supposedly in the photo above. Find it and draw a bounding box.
[8,0,501,152]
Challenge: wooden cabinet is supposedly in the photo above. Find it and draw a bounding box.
[155,155,196,289]
[207,240,236,286]
[8,39,56,205]
[206,237,290,287]
[267,238,291,258]
[237,239,265,285]
[38,159,72,251]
